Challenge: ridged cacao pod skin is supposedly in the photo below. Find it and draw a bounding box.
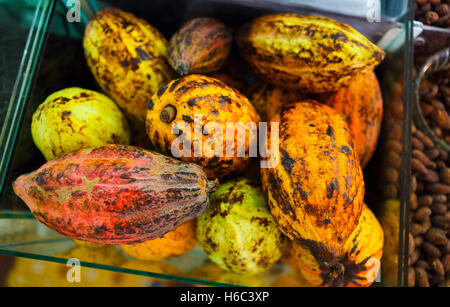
[248,82,304,121]
[168,17,232,75]
[197,178,283,274]
[13,145,217,245]
[321,71,383,168]
[236,14,385,93]
[31,88,131,161]
[120,219,197,261]
[146,74,260,179]
[261,101,364,256]
[83,8,175,127]
[289,204,384,287]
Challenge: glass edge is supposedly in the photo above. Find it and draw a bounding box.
[397,0,414,288]
[0,248,242,287]
[0,0,56,195]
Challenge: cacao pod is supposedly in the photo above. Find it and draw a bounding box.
[261,101,364,256]
[31,87,130,161]
[83,8,175,127]
[236,14,385,93]
[168,17,232,75]
[120,219,197,261]
[321,71,383,168]
[248,82,304,121]
[13,145,217,244]
[289,204,384,287]
[146,74,260,179]
[197,178,283,274]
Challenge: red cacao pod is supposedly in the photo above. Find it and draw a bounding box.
[13,145,217,244]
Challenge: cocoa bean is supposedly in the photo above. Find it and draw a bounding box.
[411,223,424,236]
[420,169,440,183]
[412,176,418,192]
[431,203,447,215]
[424,148,440,160]
[430,0,442,6]
[415,130,435,148]
[418,195,433,207]
[386,140,402,154]
[416,259,429,270]
[409,232,415,256]
[436,3,450,16]
[413,149,434,167]
[420,103,434,116]
[387,150,402,169]
[383,183,398,199]
[432,194,447,203]
[414,235,424,247]
[415,207,432,221]
[430,273,445,286]
[410,248,421,265]
[426,183,450,194]
[423,242,442,258]
[422,217,432,232]
[430,258,445,276]
[411,137,424,151]
[412,158,429,175]
[384,167,399,183]
[442,241,450,254]
[415,267,430,287]
[438,148,448,160]
[443,254,450,274]
[411,193,419,210]
[408,267,415,287]
[431,215,450,230]
[440,168,450,184]
[425,227,447,245]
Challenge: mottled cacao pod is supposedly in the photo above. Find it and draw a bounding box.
[261,101,365,256]
[13,145,217,244]
[168,17,232,75]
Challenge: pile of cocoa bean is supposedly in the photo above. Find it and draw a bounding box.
[415,0,450,28]
[408,68,450,287]
[418,69,450,143]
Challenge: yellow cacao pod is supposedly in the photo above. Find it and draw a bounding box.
[261,101,364,255]
[31,87,130,161]
[236,14,385,93]
[146,74,260,179]
[83,8,175,127]
[289,204,384,287]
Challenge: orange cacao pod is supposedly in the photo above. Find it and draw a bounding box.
[321,71,383,168]
[261,101,364,256]
[13,145,217,244]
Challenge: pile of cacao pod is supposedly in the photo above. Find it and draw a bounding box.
[13,7,391,287]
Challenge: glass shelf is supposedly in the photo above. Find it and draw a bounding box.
[0,0,414,287]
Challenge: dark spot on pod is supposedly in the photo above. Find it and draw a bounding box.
[62,111,71,118]
[187,99,198,107]
[135,46,151,61]
[322,218,331,225]
[219,96,232,104]
[326,180,338,199]
[120,59,129,67]
[305,204,313,213]
[182,115,194,123]
[169,79,182,92]
[157,84,168,97]
[148,99,154,110]
[326,125,335,140]
[339,145,352,154]
[160,104,177,124]
[79,93,89,98]
[280,149,295,175]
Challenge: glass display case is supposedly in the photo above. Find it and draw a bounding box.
[0,0,417,287]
